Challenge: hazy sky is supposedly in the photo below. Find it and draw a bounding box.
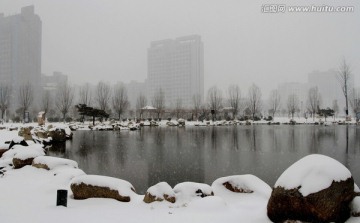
[1,0,359,95]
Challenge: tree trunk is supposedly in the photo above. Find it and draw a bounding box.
[92,116,95,125]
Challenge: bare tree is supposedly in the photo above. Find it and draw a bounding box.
[192,94,202,120]
[79,83,92,106]
[268,89,281,118]
[207,86,223,120]
[247,84,262,120]
[95,81,111,111]
[56,81,74,122]
[112,84,129,120]
[0,84,11,120]
[287,94,300,119]
[18,82,34,121]
[174,98,183,119]
[152,88,165,119]
[337,59,352,116]
[306,87,321,120]
[40,90,52,115]
[136,93,147,119]
[350,88,360,116]
[228,85,241,119]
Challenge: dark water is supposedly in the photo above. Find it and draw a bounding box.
[48,125,360,194]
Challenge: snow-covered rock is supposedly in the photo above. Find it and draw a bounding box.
[143,182,176,203]
[173,182,213,205]
[32,156,78,170]
[71,175,137,202]
[5,144,46,169]
[275,154,351,196]
[212,175,271,199]
[268,154,356,223]
[2,144,44,160]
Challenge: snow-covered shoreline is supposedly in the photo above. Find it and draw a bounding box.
[0,123,360,223]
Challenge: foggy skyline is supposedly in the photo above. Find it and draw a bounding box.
[0,0,359,95]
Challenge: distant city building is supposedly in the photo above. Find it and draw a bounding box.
[308,69,351,113]
[41,71,68,93]
[0,6,42,92]
[147,35,204,108]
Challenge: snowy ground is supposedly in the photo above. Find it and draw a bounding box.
[0,165,271,223]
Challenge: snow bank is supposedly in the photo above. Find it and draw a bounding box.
[71,175,136,197]
[275,154,352,196]
[2,144,45,160]
[212,175,272,199]
[33,156,78,170]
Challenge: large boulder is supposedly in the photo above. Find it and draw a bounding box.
[143,182,176,203]
[71,175,136,202]
[267,154,356,222]
[48,128,66,142]
[5,144,46,169]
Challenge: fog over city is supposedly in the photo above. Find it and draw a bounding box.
[1,0,359,95]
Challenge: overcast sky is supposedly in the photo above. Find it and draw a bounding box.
[0,0,359,95]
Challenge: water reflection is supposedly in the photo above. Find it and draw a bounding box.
[50,125,360,194]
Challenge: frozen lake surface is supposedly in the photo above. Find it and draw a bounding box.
[49,125,360,193]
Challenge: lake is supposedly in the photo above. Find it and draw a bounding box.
[48,125,360,194]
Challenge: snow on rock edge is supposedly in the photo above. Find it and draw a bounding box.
[275,154,352,196]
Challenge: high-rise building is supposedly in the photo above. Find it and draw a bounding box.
[308,69,350,112]
[0,5,42,92]
[147,35,204,108]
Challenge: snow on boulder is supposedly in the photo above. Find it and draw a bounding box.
[143,182,176,203]
[71,175,136,202]
[32,156,78,170]
[9,144,46,169]
[267,154,356,223]
[173,182,213,205]
[275,154,351,196]
[212,175,271,199]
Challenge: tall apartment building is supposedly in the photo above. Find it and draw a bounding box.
[0,6,42,93]
[308,69,349,113]
[147,35,204,108]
